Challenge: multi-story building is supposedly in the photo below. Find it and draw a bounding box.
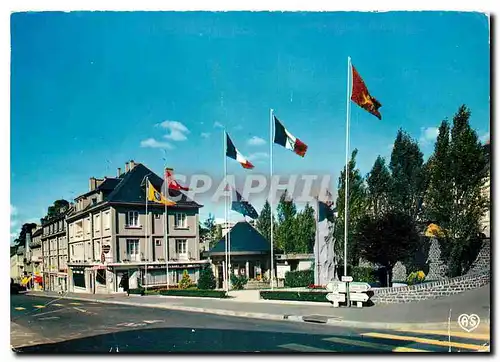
[29,227,43,290]
[66,160,207,294]
[41,208,71,292]
[10,246,24,283]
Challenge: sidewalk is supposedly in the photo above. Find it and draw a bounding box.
[25,285,491,333]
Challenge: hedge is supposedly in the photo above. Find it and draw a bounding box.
[284,269,314,288]
[159,289,227,298]
[128,288,145,295]
[260,290,330,303]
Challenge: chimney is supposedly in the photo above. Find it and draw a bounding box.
[89,177,97,191]
[125,162,130,173]
[129,160,136,170]
[117,167,122,177]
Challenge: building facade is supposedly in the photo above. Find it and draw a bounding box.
[41,211,70,292]
[66,160,208,294]
[29,227,44,290]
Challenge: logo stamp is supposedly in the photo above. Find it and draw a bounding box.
[457,314,480,332]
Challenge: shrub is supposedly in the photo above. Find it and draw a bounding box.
[230,273,248,290]
[129,287,145,295]
[352,267,377,284]
[159,289,227,298]
[407,270,426,285]
[197,265,216,290]
[178,270,194,289]
[284,269,314,288]
[260,291,329,303]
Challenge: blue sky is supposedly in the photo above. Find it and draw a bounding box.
[10,11,490,239]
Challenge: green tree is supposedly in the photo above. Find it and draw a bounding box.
[200,213,216,246]
[333,149,367,266]
[16,223,37,247]
[197,265,216,290]
[178,270,193,289]
[211,224,223,249]
[356,211,421,286]
[42,199,70,224]
[294,203,316,253]
[255,200,273,242]
[388,129,426,221]
[275,190,297,253]
[366,155,392,216]
[424,106,489,276]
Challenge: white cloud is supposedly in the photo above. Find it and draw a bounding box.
[201,132,211,139]
[158,120,190,141]
[248,152,269,161]
[11,219,18,228]
[214,121,224,129]
[480,131,490,144]
[248,136,266,146]
[140,138,173,149]
[419,127,439,145]
[11,204,17,216]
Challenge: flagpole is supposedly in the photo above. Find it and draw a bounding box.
[145,176,149,292]
[343,56,352,278]
[223,130,229,293]
[269,108,275,290]
[164,165,169,290]
[228,179,232,289]
[316,196,320,285]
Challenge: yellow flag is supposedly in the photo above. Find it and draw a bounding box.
[147,180,176,206]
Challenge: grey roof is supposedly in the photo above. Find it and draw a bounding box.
[105,163,202,208]
[69,163,201,219]
[208,221,270,255]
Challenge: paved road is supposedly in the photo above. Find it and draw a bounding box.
[11,294,490,353]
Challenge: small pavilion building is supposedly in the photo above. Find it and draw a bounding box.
[205,221,271,289]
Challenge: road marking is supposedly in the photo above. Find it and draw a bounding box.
[69,302,82,305]
[278,343,334,353]
[14,307,26,311]
[362,332,486,351]
[35,309,65,317]
[73,307,87,313]
[323,336,427,352]
[38,316,60,321]
[396,329,491,342]
[33,305,46,309]
[143,320,163,324]
[52,303,64,307]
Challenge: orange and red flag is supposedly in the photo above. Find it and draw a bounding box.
[351,65,382,120]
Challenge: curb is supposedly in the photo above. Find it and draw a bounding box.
[25,293,289,323]
[24,293,490,333]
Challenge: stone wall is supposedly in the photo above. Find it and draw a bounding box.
[466,239,490,275]
[371,271,490,304]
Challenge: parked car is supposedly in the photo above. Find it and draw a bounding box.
[10,278,26,294]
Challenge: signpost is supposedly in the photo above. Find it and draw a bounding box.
[326,280,372,308]
[326,293,345,308]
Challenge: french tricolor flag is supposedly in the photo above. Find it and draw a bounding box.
[273,115,308,157]
[225,133,254,169]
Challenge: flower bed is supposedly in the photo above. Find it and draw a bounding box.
[260,290,330,303]
[307,284,327,290]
